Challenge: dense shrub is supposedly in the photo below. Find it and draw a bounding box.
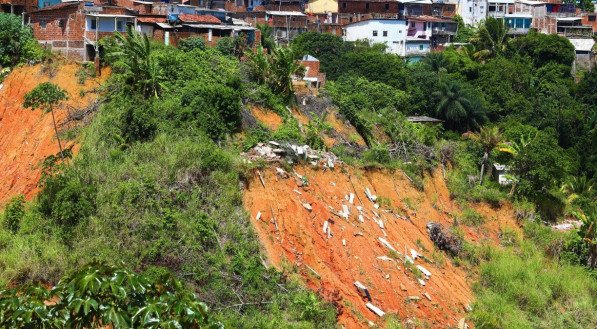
[2,195,24,234]
[0,13,43,66]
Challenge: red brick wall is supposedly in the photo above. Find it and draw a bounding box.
[300,59,320,78]
[0,0,37,13]
[30,6,85,42]
[338,0,399,14]
[582,13,597,33]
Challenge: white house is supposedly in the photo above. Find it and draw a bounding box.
[343,19,408,56]
[456,0,488,26]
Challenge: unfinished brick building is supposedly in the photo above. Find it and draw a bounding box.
[29,1,135,60]
[0,0,37,14]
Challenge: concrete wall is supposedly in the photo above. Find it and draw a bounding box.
[457,0,487,26]
[343,19,407,56]
[306,0,338,14]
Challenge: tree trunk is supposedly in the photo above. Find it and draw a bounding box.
[478,152,488,185]
[588,245,597,268]
[50,108,64,160]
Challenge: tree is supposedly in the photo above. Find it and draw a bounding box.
[422,52,448,72]
[0,13,40,66]
[256,23,275,51]
[23,82,69,159]
[472,17,509,59]
[507,31,575,68]
[432,80,486,131]
[290,32,351,75]
[468,126,504,184]
[571,205,597,268]
[110,26,164,98]
[0,262,223,328]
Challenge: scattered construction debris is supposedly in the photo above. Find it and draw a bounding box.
[378,237,397,252]
[365,303,385,317]
[365,188,377,202]
[255,211,262,221]
[551,220,582,232]
[424,292,432,301]
[407,296,420,302]
[303,203,313,211]
[243,142,341,168]
[417,265,432,278]
[354,281,372,301]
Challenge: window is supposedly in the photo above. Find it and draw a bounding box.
[385,3,389,10]
[116,20,124,31]
[365,3,369,10]
[40,20,46,28]
[89,18,97,30]
[419,44,423,50]
[423,22,427,31]
[58,19,65,28]
[469,7,472,12]
[383,30,388,37]
[589,15,596,22]
[342,2,346,9]
[372,30,378,36]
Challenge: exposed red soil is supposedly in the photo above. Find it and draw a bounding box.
[0,63,107,205]
[243,165,519,328]
[250,106,284,130]
[325,111,367,147]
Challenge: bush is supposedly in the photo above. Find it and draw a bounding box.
[362,143,391,165]
[2,195,24,234]
[0,13,41,66]
[460,207,486,226]
[178,37,206,52]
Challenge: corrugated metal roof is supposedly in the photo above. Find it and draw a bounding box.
[568,38,595,52]
[265,11,306,16]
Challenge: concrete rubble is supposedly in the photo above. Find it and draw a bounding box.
[354,281,372,301]
[365,302,385,317]
[378,237,397,252]
[242,141,341,168]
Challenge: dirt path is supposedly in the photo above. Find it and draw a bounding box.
[243,165,518,328]
[0,63,107,206]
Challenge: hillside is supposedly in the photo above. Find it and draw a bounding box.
[244,164,518,328]
[0,63,106,205]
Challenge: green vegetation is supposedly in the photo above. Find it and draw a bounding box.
[0,28,336,326]
[23,82,69,159]
[0,13,44,67]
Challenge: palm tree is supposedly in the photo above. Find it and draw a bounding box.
[23,82,68,159]
[110,26,164,98]
[268,46,305,101]
[245,46,269,84]
[256,23,275,51]
[472,17,509,60]
[468,126,504,184]
[560,176,594,206]
[423,52,448,72]
[432,81,485,131]
[571,205,597,268]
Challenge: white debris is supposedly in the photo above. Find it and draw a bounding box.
[424,292,432,301]
[275,167,288,178]
[378,237,397,252]
[374,203,380,209]
[365,188,377,202]
[323,221,329,234]
[342,239,346,246]
[410,249,419,260]
[408,296,420,301]
[356,206,363,212]
[358,214,364,223]
[349,193,355,204]
[418,279,426,286]
[404,255,414,264]
[377,219,385,229]
[269,141,281,147]
[366,303,385,317]
[342,204,350,219]
[293,189,302,195]
[327,158,334,168]
[417,265,432,278]
[376,256,395,262]
[255,212,262,221]
[303,203,313,211]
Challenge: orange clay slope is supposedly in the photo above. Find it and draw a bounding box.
[0,63,107,205]
[243,165,518,328]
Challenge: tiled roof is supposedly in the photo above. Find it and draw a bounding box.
[137,16,167,23]
[178,14,221,24]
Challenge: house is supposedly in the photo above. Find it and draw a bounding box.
[456,0,487,26]
[305,0,338,14]
[343,18,408,55]
[29,1,136,61]
[554,16,593,37]
[505,13,532,34]
[493,163,513,185]
[265,10,308,44]
[0,0,37,14]
[568,37,595,71]
[487,0,513,18]
[338,0,400,16]
[299,55,326,88]
[405,16,432,56]
[410,15,457,49]
[512,0,548,32]
[136,13,257,47]
[581,12,597,34]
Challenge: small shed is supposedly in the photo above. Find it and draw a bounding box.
[493,163,513,185]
